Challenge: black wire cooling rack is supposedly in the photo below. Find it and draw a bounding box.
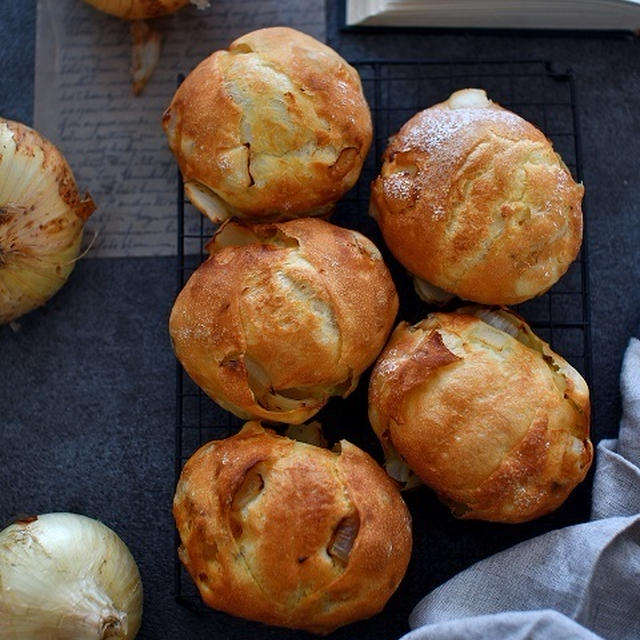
[174,59,592,618]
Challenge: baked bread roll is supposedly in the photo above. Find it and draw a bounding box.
[370,88,584,305]
[368,307,593,523]
[162,27,372,222]
[82,0,192,19]
[173,421,412,634]
[169,218,398,424]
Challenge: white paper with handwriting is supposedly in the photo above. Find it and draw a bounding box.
[34,0,325,257]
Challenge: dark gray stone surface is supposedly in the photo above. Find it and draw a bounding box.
[1,1,638,638]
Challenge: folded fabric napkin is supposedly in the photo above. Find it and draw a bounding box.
[401,334,640,640]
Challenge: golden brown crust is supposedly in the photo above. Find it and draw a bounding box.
[169,218,398,423]
[173,422,412,634]
[370,88,583,305]
[82,0,189,19]
[162,27,372,221]
[368,308,593,523]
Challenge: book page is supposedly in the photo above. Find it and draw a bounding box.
[34,0,325,257]
[345,0,640,29]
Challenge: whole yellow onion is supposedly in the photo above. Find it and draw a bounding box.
[0,513,143,639]
[82,0,203,20]
[0,118,95,325]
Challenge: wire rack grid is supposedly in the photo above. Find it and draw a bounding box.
[173,59,591,613]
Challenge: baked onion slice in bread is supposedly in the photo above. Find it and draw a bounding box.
[369,307,593,523]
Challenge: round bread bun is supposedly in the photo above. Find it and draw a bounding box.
[162,27,373,222]
[82,0,190,19]
[169,217,398,424]
[370,88,584,306]
[368,307,593,523]
[173,421,412,634]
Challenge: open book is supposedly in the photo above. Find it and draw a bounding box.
[346,0,640,31]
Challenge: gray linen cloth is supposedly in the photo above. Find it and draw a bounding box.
[401,335,640,640]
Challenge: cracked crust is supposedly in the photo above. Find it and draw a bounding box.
[169,218,398,424]
[368,308,593,523]
[173,422,412,634]
[370,88,583,305]
[162,27,372,221]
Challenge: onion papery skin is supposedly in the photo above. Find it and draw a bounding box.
[82,0,190,19]
[0,118,94,325]
[0,513,143,640]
